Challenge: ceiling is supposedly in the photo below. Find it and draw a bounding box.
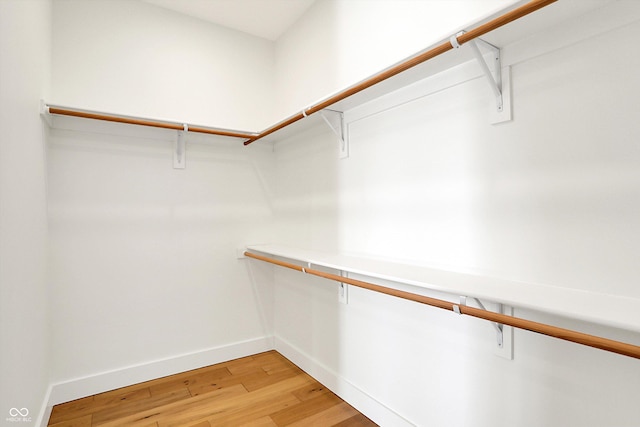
[142,0,316,41]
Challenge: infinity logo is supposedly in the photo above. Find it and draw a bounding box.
[9,408,29,417]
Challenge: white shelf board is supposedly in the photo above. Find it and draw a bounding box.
[246,244,640,334]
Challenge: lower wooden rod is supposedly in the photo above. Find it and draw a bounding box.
[245,251,640,360]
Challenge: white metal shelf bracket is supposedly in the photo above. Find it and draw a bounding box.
[453,295,513,359]
[174,124,187,169]
[339,271,349,304]
[40,99,53,126]
[468,39,503,113]
[320,109,348,159]
[450,33,512,124]
[472,297,504,348]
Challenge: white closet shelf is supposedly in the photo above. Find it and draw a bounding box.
[246,244,640,334]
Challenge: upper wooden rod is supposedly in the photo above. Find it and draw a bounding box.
[243,0,557,146]
[47,107,258,139]
[47,1,556,145]
[244,251,640,360]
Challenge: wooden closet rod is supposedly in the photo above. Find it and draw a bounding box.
[46,106,258,139]
[245,251,640,360]
[243,0,557,146]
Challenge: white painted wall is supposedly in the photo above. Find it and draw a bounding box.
[0,0,52,425]
[273,0,517,120]
[268,2,640,426]
[52,0,276,131]
[47,120,275,391]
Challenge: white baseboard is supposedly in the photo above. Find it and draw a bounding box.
[35,385,53,427]
[274,336,414,427]
[47,336,273,407]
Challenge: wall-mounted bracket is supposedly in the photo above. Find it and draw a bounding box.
[472,298,504,348]
[39,99,53,127]
[174,124,187,169]
[320,109,348,159]
[472,298,514,360]
[454,295,513,359]
[339,271,349,304]
[494,304,514,360]
[453,295,466,314]
[450,33,512,124]
[468,39,503,114]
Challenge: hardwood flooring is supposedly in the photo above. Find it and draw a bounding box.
[48,351,378,427]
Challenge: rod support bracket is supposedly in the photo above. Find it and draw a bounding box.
[449,31,464,49]
[40,99,53,127]
[468,38,503,113]
[453,295,467,315]
[320,109,348,159]
[450,33,511,123]
[339,271,349,304]
[174,125,187,169]
[470,297,504,347]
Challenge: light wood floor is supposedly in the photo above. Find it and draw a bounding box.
[48,350,378,427]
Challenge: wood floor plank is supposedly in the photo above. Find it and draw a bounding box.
[241,365,301,392]
[255,352,300,375]
[92,383,152,404]
[222,351,295,375]
[96,384,248,427]
[48,388,151,425]
[239,416,279,427]
[286,402,359,427]
[250,351,285,365]
[187,353,303,396]
[198,388,299,426]
[47,414,92,427]
[222,355,263,375]
[291,382,331,402]
[149,366,231,396]
[97,362,235,400]
[154,392,251,427]
[188,368,266,397]
[333,413,379,427]
[91,389,191,426]
[269,390,344,426]
[184,375,311,427]
[49,396,95,425]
